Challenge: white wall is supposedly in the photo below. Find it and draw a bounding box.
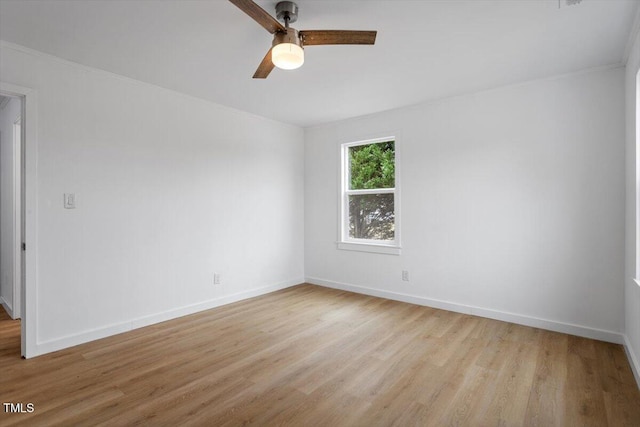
[305,67,626,342]
[0,96,21,317]
[624,27,640,383]
[0,42,304,355]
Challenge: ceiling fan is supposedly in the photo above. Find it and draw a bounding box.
[229,0,377,79]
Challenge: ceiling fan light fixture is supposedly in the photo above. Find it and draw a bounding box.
[272,42,304,70]
[272,29,304,70]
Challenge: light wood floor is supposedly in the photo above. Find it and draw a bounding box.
[1,284,639,426]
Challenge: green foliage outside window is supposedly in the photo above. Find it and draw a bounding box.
[349,141,395,189]
[348,141,395,241]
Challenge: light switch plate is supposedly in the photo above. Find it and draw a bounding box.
[64,193,76,209]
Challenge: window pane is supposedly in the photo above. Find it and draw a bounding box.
[349,141,395,190]
[348,193,394,240]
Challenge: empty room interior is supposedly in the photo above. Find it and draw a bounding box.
[1,0,640,425]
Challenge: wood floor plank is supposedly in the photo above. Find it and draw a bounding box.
[523,331,568,426]
[477,341,540,425]
[1,284,639,426]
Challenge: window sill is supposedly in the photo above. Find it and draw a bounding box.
[635,278,640,288]
[337,242,401,255]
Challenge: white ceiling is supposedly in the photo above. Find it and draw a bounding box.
[0,0,638,127]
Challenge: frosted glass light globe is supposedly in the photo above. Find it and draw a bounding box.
[272,43,304,70]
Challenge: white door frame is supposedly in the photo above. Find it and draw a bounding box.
[12,117,22,319]
[0,82,38,358]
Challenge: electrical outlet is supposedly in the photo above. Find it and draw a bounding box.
[402,270,409,281]
[64,193,76,209]
[213,273,221,285]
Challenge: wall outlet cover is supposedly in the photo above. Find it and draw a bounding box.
[64,193,76,209]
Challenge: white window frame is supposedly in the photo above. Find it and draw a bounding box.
[338,136,401,255]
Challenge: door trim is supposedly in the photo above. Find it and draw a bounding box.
[0,82,38,358]
[12,117,22,319]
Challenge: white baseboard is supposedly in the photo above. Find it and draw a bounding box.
[624,335,640,389]
[0,295,14,319]
[31,278,303,357]
[306,277,625,345]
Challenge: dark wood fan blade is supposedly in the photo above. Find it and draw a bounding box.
[229,0,286,34]
[300,30,377,46]
[253,47,275,78]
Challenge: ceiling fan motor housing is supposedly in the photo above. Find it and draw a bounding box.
[272,28,303,48]
[276,1,298,24]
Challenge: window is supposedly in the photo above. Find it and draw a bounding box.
[339,137,400,254]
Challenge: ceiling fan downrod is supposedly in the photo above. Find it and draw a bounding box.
[276,1,299,27]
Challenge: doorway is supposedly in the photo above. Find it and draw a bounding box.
[0,82,37,359]
[0,93,23,358]
[0,82,38,358]
[0,94,22,319]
